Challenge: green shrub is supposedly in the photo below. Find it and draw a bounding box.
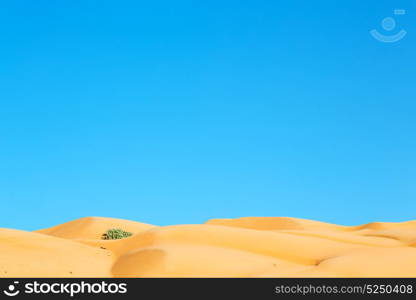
[101,228,133,240]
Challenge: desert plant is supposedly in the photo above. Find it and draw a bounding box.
[101,228,133,240]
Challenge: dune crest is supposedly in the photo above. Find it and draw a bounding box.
[36,216,155,240]
[1,216,416,277]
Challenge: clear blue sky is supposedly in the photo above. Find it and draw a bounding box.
[1,1,415,230]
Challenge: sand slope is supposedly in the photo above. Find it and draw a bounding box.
[0,228,113,277]
[2,217,416,277]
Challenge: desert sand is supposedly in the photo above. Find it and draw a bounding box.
[1,216,416,277]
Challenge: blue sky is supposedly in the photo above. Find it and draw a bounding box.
[1,1,415,230]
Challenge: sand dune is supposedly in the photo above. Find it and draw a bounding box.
[37,217,155,240]
[1,216,416,277]
[0,228,113,277]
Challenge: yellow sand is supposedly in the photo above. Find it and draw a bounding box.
[1,216,416,277]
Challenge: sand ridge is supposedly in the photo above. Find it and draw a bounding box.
[1,216,416,277]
